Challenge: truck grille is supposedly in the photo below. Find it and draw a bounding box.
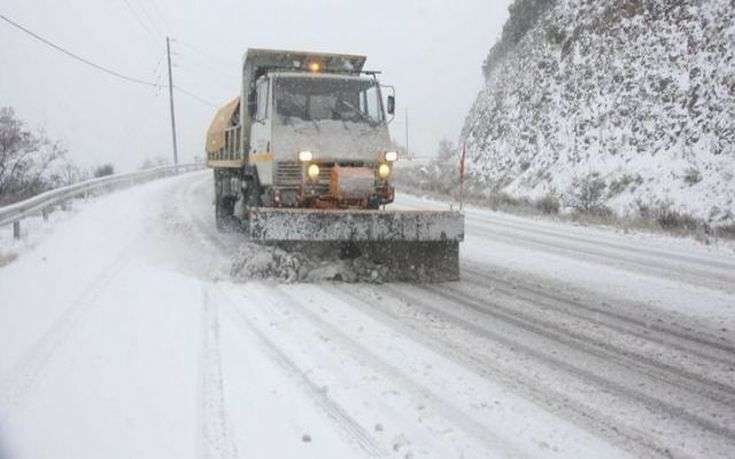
[275,161,302,189]
[275,160,371,194]
[317,163,334,192]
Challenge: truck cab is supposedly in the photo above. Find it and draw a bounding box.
[249,70,396,209]
[207,49,398,226]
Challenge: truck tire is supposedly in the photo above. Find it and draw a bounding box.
[215,196,238,231]
[214,169,238,232]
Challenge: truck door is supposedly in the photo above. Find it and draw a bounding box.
[250,77,273,185]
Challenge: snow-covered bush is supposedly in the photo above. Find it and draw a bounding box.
[0,107,67,205]
[565,173,607,213]
[139,156,171,170]
[394,139,461,196]
[683,167,702,186]
[93,164,115,178]
[535,193,560,214]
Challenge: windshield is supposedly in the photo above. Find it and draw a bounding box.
[274,76,384,125]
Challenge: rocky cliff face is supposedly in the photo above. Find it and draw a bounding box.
[462,0,735,223]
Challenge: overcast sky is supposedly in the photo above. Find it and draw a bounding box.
[1,0,510,171]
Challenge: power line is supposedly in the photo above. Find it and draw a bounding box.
[1,12,158,87]
[169,38,238,91]
[151,47,166,80]
[148,0,172,32]
[176,54,236,89]
[151,47,167,96]
[0,13,217,108]
[173,39,237,67]
[174,85,217,107]
[131,0,164,38]
[120,0,159,41]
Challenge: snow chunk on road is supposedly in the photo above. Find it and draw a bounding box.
[229,242,388,284]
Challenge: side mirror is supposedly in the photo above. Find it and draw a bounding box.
[387,95,395,115]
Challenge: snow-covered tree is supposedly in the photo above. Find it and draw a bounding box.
[0,107,67,205]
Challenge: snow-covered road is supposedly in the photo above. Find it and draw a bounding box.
[1,171,734,458]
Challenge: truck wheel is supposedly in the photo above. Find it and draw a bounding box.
[215,172,236,231]
[215,198,229,231]
[367,196,381,210]
[239,179,261,232]
[216,196,238,231]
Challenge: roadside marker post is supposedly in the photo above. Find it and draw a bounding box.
[459,143,466,211]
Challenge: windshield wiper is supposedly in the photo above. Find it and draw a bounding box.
[341,101,375,126]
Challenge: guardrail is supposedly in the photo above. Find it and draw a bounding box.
[0,163,205,239]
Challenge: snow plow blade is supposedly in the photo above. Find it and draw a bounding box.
[247,208,464,282]
[247,208,464,242]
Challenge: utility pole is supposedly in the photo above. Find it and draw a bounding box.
[404,108,409,159]
[166,37,179,165]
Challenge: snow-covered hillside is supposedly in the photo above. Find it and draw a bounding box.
[462,0,735,224]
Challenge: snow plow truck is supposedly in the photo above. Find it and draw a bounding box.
[205,49,464,281]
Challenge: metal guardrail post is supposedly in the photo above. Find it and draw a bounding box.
[13,221,20,239]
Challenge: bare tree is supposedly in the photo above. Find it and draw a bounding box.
[0,107,66,204]
[52,158,88,187]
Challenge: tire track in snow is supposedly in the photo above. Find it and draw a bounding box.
[199,286,239,459]
[466,222,734,293]
[338,284,684,458]
[434,281,735,406]
[461,266,735,380]
[215,287,387,458]
[467,210,735,273]
[462,264,735,364]
[176,173,237,259]
[179,177,385,457]
[167,175,238,458]
[261,286,529,457]
[376,284,735,458]
[424,284,735,432]
[0,254,128,416]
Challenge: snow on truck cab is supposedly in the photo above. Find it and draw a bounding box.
[205,49,464,282]
[207,49,398,212]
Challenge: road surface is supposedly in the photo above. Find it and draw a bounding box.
[1,171,734,458]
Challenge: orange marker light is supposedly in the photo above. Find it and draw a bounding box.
[308,62,321,73]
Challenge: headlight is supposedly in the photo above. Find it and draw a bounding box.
[307,164,320,180]
[299,151,313,162]
[378,163,391,179]
[384,151,398,162]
